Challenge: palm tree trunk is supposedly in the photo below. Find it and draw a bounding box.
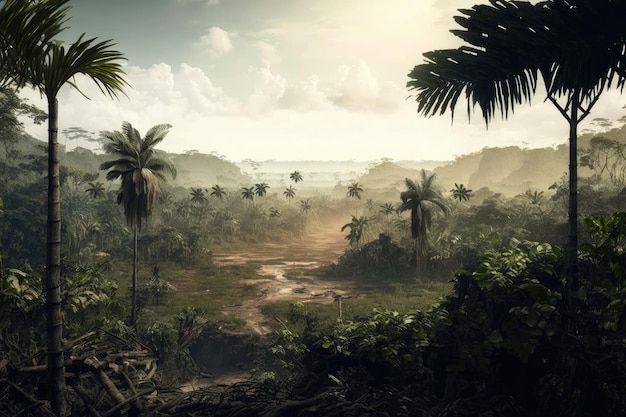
[131,223,138,327]
[567,97,579,308]
[46,97,67,416]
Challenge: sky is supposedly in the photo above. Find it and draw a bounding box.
[18,0,626,162]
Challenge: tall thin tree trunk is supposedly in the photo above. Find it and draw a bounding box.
[131,224,138,327]
[46,97,66,416]
[567,97,579,306]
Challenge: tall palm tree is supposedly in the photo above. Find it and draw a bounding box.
[450,183,473,202]
[284,185,296,202]
[290,170,303,183]
[407,0,626,293]
[398,170,448,274]
[5,5,128,413]
[100,122,176,326]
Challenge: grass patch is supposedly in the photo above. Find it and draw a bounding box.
[259,280,453,335]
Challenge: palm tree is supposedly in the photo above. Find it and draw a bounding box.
[269,207,281,218]
[0,0,69,87]
[299,198,311,214]
[284,185,296,202]
[406,0,626,293]
[210,184,227,200]
[100,122,176,326]
[341,215,369,249]
[346,181,363,200]
[189,187,208,205]
[290,170,303,183]
[5,4,128,413]
[241,187,255,204]
[254,182,270,198]
[450,183,473,202]
[398,170,448,274]
[85,181,106,200]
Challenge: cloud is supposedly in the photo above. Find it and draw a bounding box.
[279,75,331,112]
[329,59,400,112]
[200,27,234,56]
[245,61,286,114]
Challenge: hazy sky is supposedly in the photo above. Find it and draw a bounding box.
[18,0,626,161]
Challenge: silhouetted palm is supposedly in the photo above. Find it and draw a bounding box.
[347,181,363,200]
[407,0,626,289]
[341,215,369,249]
[450,183,473,202]
[210,184,227,200]
[190,187,208,205]
[284,185,296,202]
[254,182,270,198]
[85,181,106,200]
[290,171,303,183]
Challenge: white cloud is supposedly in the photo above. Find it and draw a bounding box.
[245,61,286,114]
[200,27,234,56]
[329,59,400,112]
[279,75,331,112]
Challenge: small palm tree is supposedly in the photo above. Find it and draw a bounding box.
[284,185,296,202]
[450,183,473,202]
[299,198,311,214]
[100,122,176,326]
[347,181,363,200]
[290,170,304,183]
[269,207,281,218]
[241,187,255,204]
[341,215,369,249]
[398,170,448,274]
[210,184,227,200]
[254,182,270,198]
[85,181,106,200]
[189,187,208,205]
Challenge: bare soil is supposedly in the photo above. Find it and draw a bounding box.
[214,225,352,336]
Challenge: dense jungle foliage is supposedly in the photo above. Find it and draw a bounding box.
[2,86,626,415]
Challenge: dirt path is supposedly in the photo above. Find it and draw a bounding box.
[214,225,351,336]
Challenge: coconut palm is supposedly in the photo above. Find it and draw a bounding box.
[5,4,128,412]
[398,170,448,274]
[290,170,303,183]
[450,183,473,202]
[407,0,626,291]
[284,185,296,202]
[100,122,176,326]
